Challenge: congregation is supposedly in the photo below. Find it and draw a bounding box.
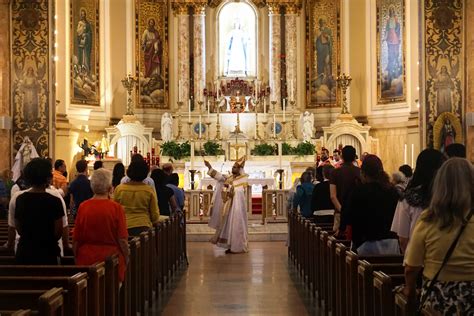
[291,143,474,314]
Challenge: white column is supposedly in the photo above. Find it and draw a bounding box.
[193,4,206,111]
[268,3,281,110]
[285,5,298,111]
[173,4,190,105]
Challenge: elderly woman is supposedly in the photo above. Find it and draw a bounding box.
[403,158,474,314]
[114,158,160,236]
[73,169,129,282]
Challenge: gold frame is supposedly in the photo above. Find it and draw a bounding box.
[70,0,101,106]
[135,0,169,109]
[376,0,406,104]
[305,0,341,108]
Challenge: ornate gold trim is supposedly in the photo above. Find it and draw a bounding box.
[172,3,190,15]
[284,3,300,15]
[267,3,281,14]
[193,3,206,15]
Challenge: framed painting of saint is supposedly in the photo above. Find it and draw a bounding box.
[376,0,406,104]
[306,0,341,108]
[135,0,169,109]
[70,0,100,105]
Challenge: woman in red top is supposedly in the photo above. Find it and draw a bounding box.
[73,168,129,282]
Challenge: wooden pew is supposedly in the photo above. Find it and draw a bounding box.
[327,238,350,316]
[128,236,141,316]
[357,261,404,316]
[0,263,106,316]
[394,292,417,316]
[0,272,87,316]
[373,272,405,316]
[0,309,32,316]
[0,287,64,316]
[345,251,403,316]
[139,231,150,315]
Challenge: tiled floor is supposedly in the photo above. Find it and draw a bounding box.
[153,242,319,316]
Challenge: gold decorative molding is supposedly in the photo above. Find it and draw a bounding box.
[172,2,190,15]
[193,3,207,15]
[208,0,266,8]
[284,3,301,14]
[267,2,281,14]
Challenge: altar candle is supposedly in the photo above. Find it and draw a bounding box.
[199,115,202,138]
[278,142,283,169]
[283,99,286,122]
[411,144,415,167]
[188,99,191,122]
[254,113,258,139]
[403,144,407,164]
[273,114,276,138]
[207,100,210,120]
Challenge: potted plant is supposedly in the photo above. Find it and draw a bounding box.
[202,141,225,156]
[251,143,277,156]
[161,141,191,160]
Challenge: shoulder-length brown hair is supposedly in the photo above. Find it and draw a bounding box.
[423,158,473,230]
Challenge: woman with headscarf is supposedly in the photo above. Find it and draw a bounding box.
[391,149,445,253]
[346,155,400,255]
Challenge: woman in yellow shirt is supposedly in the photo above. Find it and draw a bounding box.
[114,156,160,236]
[404,158,474,314]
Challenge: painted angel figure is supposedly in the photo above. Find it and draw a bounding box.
[300,111,314,142]
[428,60,459,115]
[161,112,174,142]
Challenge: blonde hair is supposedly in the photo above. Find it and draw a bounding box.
[424,158,473,230]
[90,168,112,195]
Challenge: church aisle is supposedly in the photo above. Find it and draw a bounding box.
[154,241,319,315]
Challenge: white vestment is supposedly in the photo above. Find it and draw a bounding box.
[12,138,39,182]
[208,168,248,253]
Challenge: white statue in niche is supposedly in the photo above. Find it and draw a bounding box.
[224,18,249,76]
[300,111,314,142]
[161,112,173,142]
[12,136,39,182]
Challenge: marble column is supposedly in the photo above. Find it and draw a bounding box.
[173,4,190,106]
[285,4,298,111]
[0,0,11,171]
[268,3,281,110]
[193,4,206,112]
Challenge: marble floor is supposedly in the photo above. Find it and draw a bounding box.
[152,242,319,316]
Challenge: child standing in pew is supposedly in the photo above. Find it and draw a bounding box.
[73,168,129,282]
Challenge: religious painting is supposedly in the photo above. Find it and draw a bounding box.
[135,0,169,109]
[11,0,52,157]
[218,2,257,78]
[306,0,341,108]
[424,0,464,147]
[433,112,463,152]
[376,0,406,104]
[70,0,100,105]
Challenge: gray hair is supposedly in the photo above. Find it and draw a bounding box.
[391,171,406,184]
[424,158,473,230]
[90,168,112,195]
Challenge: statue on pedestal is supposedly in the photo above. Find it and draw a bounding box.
[301,111,314,141]
[161,112,174,142]
[12,136,39,182]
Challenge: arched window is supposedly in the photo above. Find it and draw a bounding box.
[218,1,257,78]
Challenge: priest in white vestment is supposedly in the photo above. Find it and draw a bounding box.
[205,157,249,253]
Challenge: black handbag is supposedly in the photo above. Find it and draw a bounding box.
[417,209,473,314]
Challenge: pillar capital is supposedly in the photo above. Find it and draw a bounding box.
[283,3,301,15]
[193,3,207,15]
[172,3,190,16]
[267,3,281,15]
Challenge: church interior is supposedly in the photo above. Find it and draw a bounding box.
[1,0,474,314]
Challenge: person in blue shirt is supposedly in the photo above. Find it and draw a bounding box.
[69,160,93,218]
[293,171,315,218]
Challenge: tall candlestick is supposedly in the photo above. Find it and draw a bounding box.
[199,115,202,139]
[404,144,407,165]
[273,114,276,138]
[188,99,191,122]
[254,113,257,139]
[411,144,415,167]
[207,100,210,120]
[278,142,282,169]
[283,99,286,122]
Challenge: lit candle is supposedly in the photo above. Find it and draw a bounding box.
[273,114,276,138]
[278,142,282,169]
[404,144,407,164]
[411,144,415,167]
[254,113,257,139]
[188,99,191,122]
[199,115,202,138]
[283,99,286,122]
